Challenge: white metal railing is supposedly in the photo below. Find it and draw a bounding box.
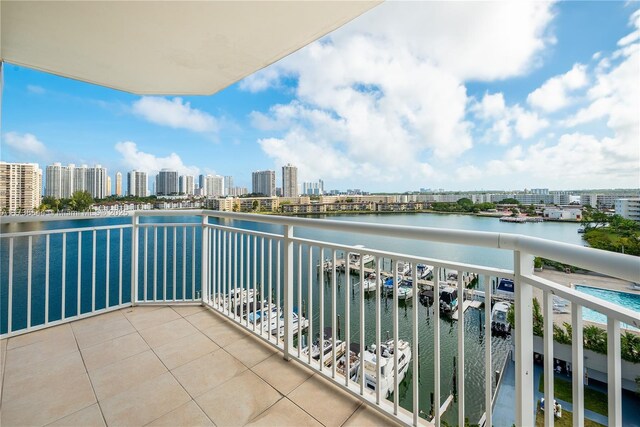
[1,209,639,427]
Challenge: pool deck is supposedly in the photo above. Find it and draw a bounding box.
[0,305,400,427]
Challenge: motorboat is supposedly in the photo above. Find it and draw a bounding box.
[356,272,381,293]
[382,276,403,295]
[268,310,309,338]
[417,264,434,280]
[439,286,458,315]
[397,282,413,300]
[491,302,511,334]
[304,329,346,366]
[396,261,411,276]
[349,246,375,266]
[336,343,361,379]
[354,339,412,398]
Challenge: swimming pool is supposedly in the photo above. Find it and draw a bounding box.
[575,285,640,330]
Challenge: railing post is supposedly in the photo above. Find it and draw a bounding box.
[283,225,294,361]
[514,250,534,426]
[131,213,139,306]
[201,214,209,304]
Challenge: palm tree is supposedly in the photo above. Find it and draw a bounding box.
[622,331,640,363]
[583,325,607,354]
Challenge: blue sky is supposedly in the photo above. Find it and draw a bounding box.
[2,1,639,192]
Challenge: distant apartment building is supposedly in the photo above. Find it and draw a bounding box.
[551,191,572,205]
[47,163,107,199]
[198,174,206,192]
[106,176,112,195]
[0,162,43,213]
[115,172,123,196]
[282,164,298,197]
[228,186,248,197]
[127,170,148,197]
[156,169,178,196]
[86,165,108,199]
[179,175,194,195]
[204,175,224,197]
[224,176,234,196]
[252,170,276,197]
[45,162,74,199]
[615,198,640,222]
[302,179,324,195]
[543,207,582,220]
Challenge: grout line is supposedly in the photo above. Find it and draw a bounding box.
[339,402,365,427]
[0,339,6,412]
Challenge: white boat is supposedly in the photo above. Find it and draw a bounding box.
[356,272,381,293]
[396,261,411,276]
[439,286,458,315]
[267,311,309,337]
[354,339,412,398]
[304,333,346,366]
[397,283,413,300]
[491,302,511,334]
[349,246,375,266]
[417,264,434,280]
[247,303,279,324]
[213,288,257,313]
[336,343,361,379]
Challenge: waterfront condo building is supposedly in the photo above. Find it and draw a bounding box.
[115,172,123,196]
[45,163,107,199]
[156,169,179,196]
[179,175,195,195]
[615,198,640,222]
[45,162,74,199]
[0,161,42,213]
[127,170,148,197]
[204,175,224,197]
[224,175,234,196]
[282,163,298,197]
[252,170,276,197]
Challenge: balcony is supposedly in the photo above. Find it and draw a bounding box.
[1,210,639,426]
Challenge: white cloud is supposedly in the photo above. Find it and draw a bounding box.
[474,92,506,119]
[514,108,549,139]
[27,85,46,95]
[114,141,200,177]
[2,132,47,156]
[527,63,588,112]
[131,97,217,133]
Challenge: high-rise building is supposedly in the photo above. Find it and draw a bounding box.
[302,179,324,196]
[48,163,106,199]
[45,163,77,199]
[85,165,108,199]
[179,175,195,195]
[127,170,148,197]
[157,169,178,196]
[252,170,276,197]
[106,176,112,196]
[0,162,43,213]
[74,165,86,194]
[224,176,234,196]
[282,164,298,197]
[204,175,224,197]
[198,174,206,191]
[115,172,123,196]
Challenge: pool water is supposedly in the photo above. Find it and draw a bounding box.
[575,285,640,331]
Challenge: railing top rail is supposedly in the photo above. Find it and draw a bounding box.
[0,223,133,238]
[0,213,132,224]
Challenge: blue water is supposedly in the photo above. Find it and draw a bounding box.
[576,284,640,331]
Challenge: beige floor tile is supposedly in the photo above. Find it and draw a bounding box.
[146,400,213,426]
[184,309,227,331]
[73,317,136,349]
[47,403,106,427]
[0,338,7,402]
[0,372,96,426]
[343,404,404,427]
[201,321,251,347]
[252,354,313,395]
[81,332,149,372]
[69,310,126,335]
[125,306,182,331]
[154,331,219,370]
[196,370,281,427]
[245,398,322,427]
[288,375,361,427]
[2,350,86,403]
[138,317,198,349]
[100,371,191,427]
[7,323,74,350]
[171,304,206,317]
[89,349,167,400]
[225,335,277,368]
[172,349,247,397]
[4,329,78,369]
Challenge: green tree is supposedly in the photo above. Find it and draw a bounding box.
[69,191,94,212]
[252,200,259,211]
[583,325,607,354]
[498,198,520,205]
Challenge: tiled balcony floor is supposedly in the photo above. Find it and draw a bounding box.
[0,305,399,427]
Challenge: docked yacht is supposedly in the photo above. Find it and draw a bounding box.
[354,339,412,398]
[397,282,413,300]
[349,246,376,266]
[439,286,458,316]
[491,302,511,334]
[396,261,411,276]
[356,272,381,293]
[417,264,434,280]
[304,329,346,366]
[336,343,361,380]
[267,311,309,337]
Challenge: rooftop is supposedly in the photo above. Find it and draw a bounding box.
[0,305,397,427]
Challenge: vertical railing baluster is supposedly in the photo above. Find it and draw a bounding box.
[106,230,110,308]
[131,214,139,305]
[183,226,186,301]
[607,318,621,426]
[434,266,441,425]
[234,232,239,320]
[319,248,325,373]
[119,228,123,306]
[543,290,554,427]
[276,240,282,344]
[514,251,534,427]
[307,245,313,365]
[45,234,50,324]
[297,243,302,358]
[253,235,257,330]
[331,250,337,378]
[240,234,245,322]
[192,226,196,300]
[154,226,158,301]
[163,227,167,301]
[245,234,250,327]
[393,260,399,414]
[201,215,209,304]
[77,231,82,316]
[412,264,419,425]
[62,233,66,319]
[143,227,148,302]
[283,226,293,359]
[92,229,96,312]
[345,251,351,386]
[359,253,365,395]
[375,257,381,405]
[212,228,217,306]
[572,303,584,427]
[223,231,227,314]
[260,237,265,335]
[173,227,177,301]
[8,238,13,333]
[268,239,273,341]
[457,271,464,426]
[485,275,493,427]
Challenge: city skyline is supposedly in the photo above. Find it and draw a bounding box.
[1,2,638,191]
